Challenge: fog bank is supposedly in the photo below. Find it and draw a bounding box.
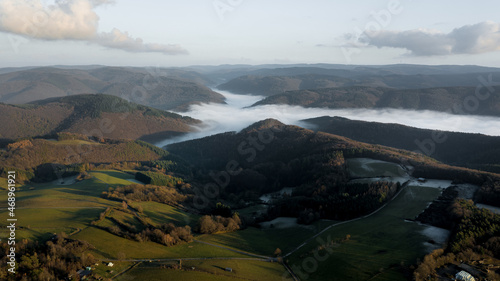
[156,90,500,147]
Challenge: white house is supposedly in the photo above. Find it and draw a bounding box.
[455,270,475,281]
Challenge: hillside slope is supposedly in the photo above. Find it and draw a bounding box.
[252,86,500,117]
[216,71,500,96]
[302,116,500,172]
[167,119,499,222]
[0,66,224,110]
[0,133,167,182]
[0,94,199,145]
[168,119,498,186]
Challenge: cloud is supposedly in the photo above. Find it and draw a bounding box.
[358,21,500,56]
[96,28,188,55]
[0,0,187,55]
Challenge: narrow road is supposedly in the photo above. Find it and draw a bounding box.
[101,257,271,263]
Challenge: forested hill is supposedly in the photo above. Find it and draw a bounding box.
[0,94,199,145]
[0,133,168,182]
[251,86,500,117]
[216,71,500,96]
[167,119,499,188]
[0,66,225,111]
[166,118,499,222]
[302,116,500,173]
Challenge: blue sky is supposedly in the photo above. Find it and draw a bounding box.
[0,0,499,67]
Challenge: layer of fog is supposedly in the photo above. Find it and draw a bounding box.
[156,90,500,147]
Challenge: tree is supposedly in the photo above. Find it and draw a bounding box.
[274,248,282,257]
[198,216,218,234]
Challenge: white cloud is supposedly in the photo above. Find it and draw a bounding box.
[358,21,500,56]
[0,0,99,40]
[96,28,188,55]
[0,0,187,55]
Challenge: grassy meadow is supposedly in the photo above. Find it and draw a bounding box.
[286,185,442,281]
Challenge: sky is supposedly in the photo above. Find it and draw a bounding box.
[0,0,500,67]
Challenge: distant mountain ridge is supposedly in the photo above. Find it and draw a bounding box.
[0,66,225,111]
[217,72,500,96]
[251,85,500,117]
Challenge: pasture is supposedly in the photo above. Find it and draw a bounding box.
[287,185,442,281]
[115,259,291,281]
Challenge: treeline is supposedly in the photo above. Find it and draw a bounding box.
[268,181,400,222]
[0,234,97,281]
[414,199,500,280]
[93,207,193,246]
[103,222,193,246]
[304,116,500,173]
[101,184,190,207]
[416,186,461,229]
[196,214,243,234]
[448,200,500,254]
[475,180,500,207]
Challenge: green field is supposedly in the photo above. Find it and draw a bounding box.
[0,170,194,242]
[89,170,138,185]
[287,185,442,281]
[0,165,448,280]
[49,139,102,146]
[73,226,250,260]
[0,170,138,240]
[0,170,136,209]
[115,259,291,281]
[198,225,328,257]
[0,207,103,240]
[130,201,199,228]
[107,208,147,231]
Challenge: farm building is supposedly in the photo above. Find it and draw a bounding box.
[455,270,475,281]
[225,268,233,272]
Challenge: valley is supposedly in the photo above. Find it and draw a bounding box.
[1,64,500,281]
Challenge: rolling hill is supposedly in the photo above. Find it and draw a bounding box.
[251,85,500,117]
[167,119,498,192]
[192,63,500,84]
[217,65,500,96]
[0,132,168,182]
[0,66,224,110]
[302,116,500,172]
[0,94,200,145]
